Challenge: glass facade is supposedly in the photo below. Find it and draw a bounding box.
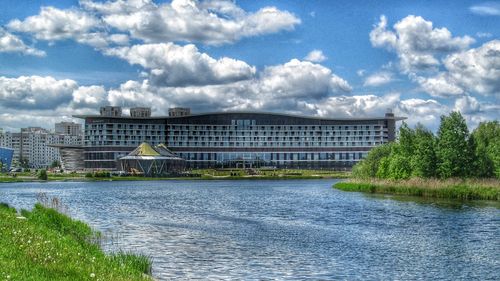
[79,112,404,170]
[0,147,14,171]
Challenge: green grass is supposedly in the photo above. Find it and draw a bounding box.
[1,168,350,183]
[192,168,350,179]
[0,202,152,280]
[334,178,500,201]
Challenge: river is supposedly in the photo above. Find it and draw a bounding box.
[1,179,499,280]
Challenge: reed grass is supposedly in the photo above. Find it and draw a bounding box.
[334,178,500,200]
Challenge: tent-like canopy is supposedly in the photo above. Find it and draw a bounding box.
[119,143,185,176]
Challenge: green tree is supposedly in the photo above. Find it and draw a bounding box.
[396,122,415,158]
[472,121,500,178]
[411,124,437,178]
[387,154,412,180]
[376,156,391,178]
[50,160,61,169]
[20,158,29,169]
[37,169,48,180]
[436,112,474,178]
[352,143,393,178]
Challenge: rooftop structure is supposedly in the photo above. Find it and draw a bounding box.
[130,107,152,118]
[168,107,191,117]
[100,106,122,117]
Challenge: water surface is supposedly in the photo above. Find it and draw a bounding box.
[1,180,499,280]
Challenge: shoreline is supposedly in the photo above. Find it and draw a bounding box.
[333,179,500,201]
[0,175,344,183]
[0,202,152,280]
[0,169,350,183]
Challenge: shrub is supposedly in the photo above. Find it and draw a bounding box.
[37,169,48,180]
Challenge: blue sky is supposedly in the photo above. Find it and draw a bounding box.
[0,0,498,132]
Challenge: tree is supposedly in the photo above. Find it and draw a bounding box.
[20,158,29,169]
[352,143,393,178]
[411,124,437,178]
[472,121,500,178]
[50,160,61,169]
[38,169,48,180]
[376,156,391,178]
[436,112,475,178]
[396,122,415,158]
[387,154,412,180]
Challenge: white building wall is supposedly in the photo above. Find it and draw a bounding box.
[0,129,83,169]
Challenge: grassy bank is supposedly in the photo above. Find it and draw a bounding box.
[1,169,350,183]
[0,201,152,280]
[192,168,350,179]
[334,178,500,201]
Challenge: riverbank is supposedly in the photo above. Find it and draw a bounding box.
[0,202,152,280]
[0,169,350,183]
[334,178,500,201]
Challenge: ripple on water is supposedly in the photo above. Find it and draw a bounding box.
[0,179,499,280]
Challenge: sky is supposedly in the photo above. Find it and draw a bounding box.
[0,0,499,132]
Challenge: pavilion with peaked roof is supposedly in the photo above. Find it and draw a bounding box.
[118,143,185,176]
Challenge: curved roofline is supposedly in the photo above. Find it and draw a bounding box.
[74,110,407,121]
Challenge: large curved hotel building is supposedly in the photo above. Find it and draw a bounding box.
[75,106,406,170]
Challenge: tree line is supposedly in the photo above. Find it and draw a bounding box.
[353,112,500,179]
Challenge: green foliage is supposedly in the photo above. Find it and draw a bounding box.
[387,154,412,180]
[37,169,48,181]
[111,251,152,275]
[472,121,500,178]
[50,160,60,169]
[85,171,111,178]
[411,124,437,178]
[352,112,498,180]
[334,179,500,201]
[352,143,393,178]
[376,157,390,179]
[0,203,152,280]
[436,112,474,178]
[19,157,29,169]
[396,122,415,158]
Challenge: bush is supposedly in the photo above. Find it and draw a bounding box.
[37,169,48,180]
[85,171,111,178]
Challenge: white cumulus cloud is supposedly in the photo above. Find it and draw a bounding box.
[304,49,327,63]
[363,71,394,87]
[8,6,99,42]
[0,28,45,57]
[82,0,300,45]
[0,76,77,109]
[370,15,474,73]
[104,43,256,87]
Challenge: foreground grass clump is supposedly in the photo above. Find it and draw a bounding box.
[334,178,500,201]
[0,202,152,280]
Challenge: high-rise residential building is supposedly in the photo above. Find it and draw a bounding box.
[0,126,83,169]
[55,122,82,136]
[75,107,406,170]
